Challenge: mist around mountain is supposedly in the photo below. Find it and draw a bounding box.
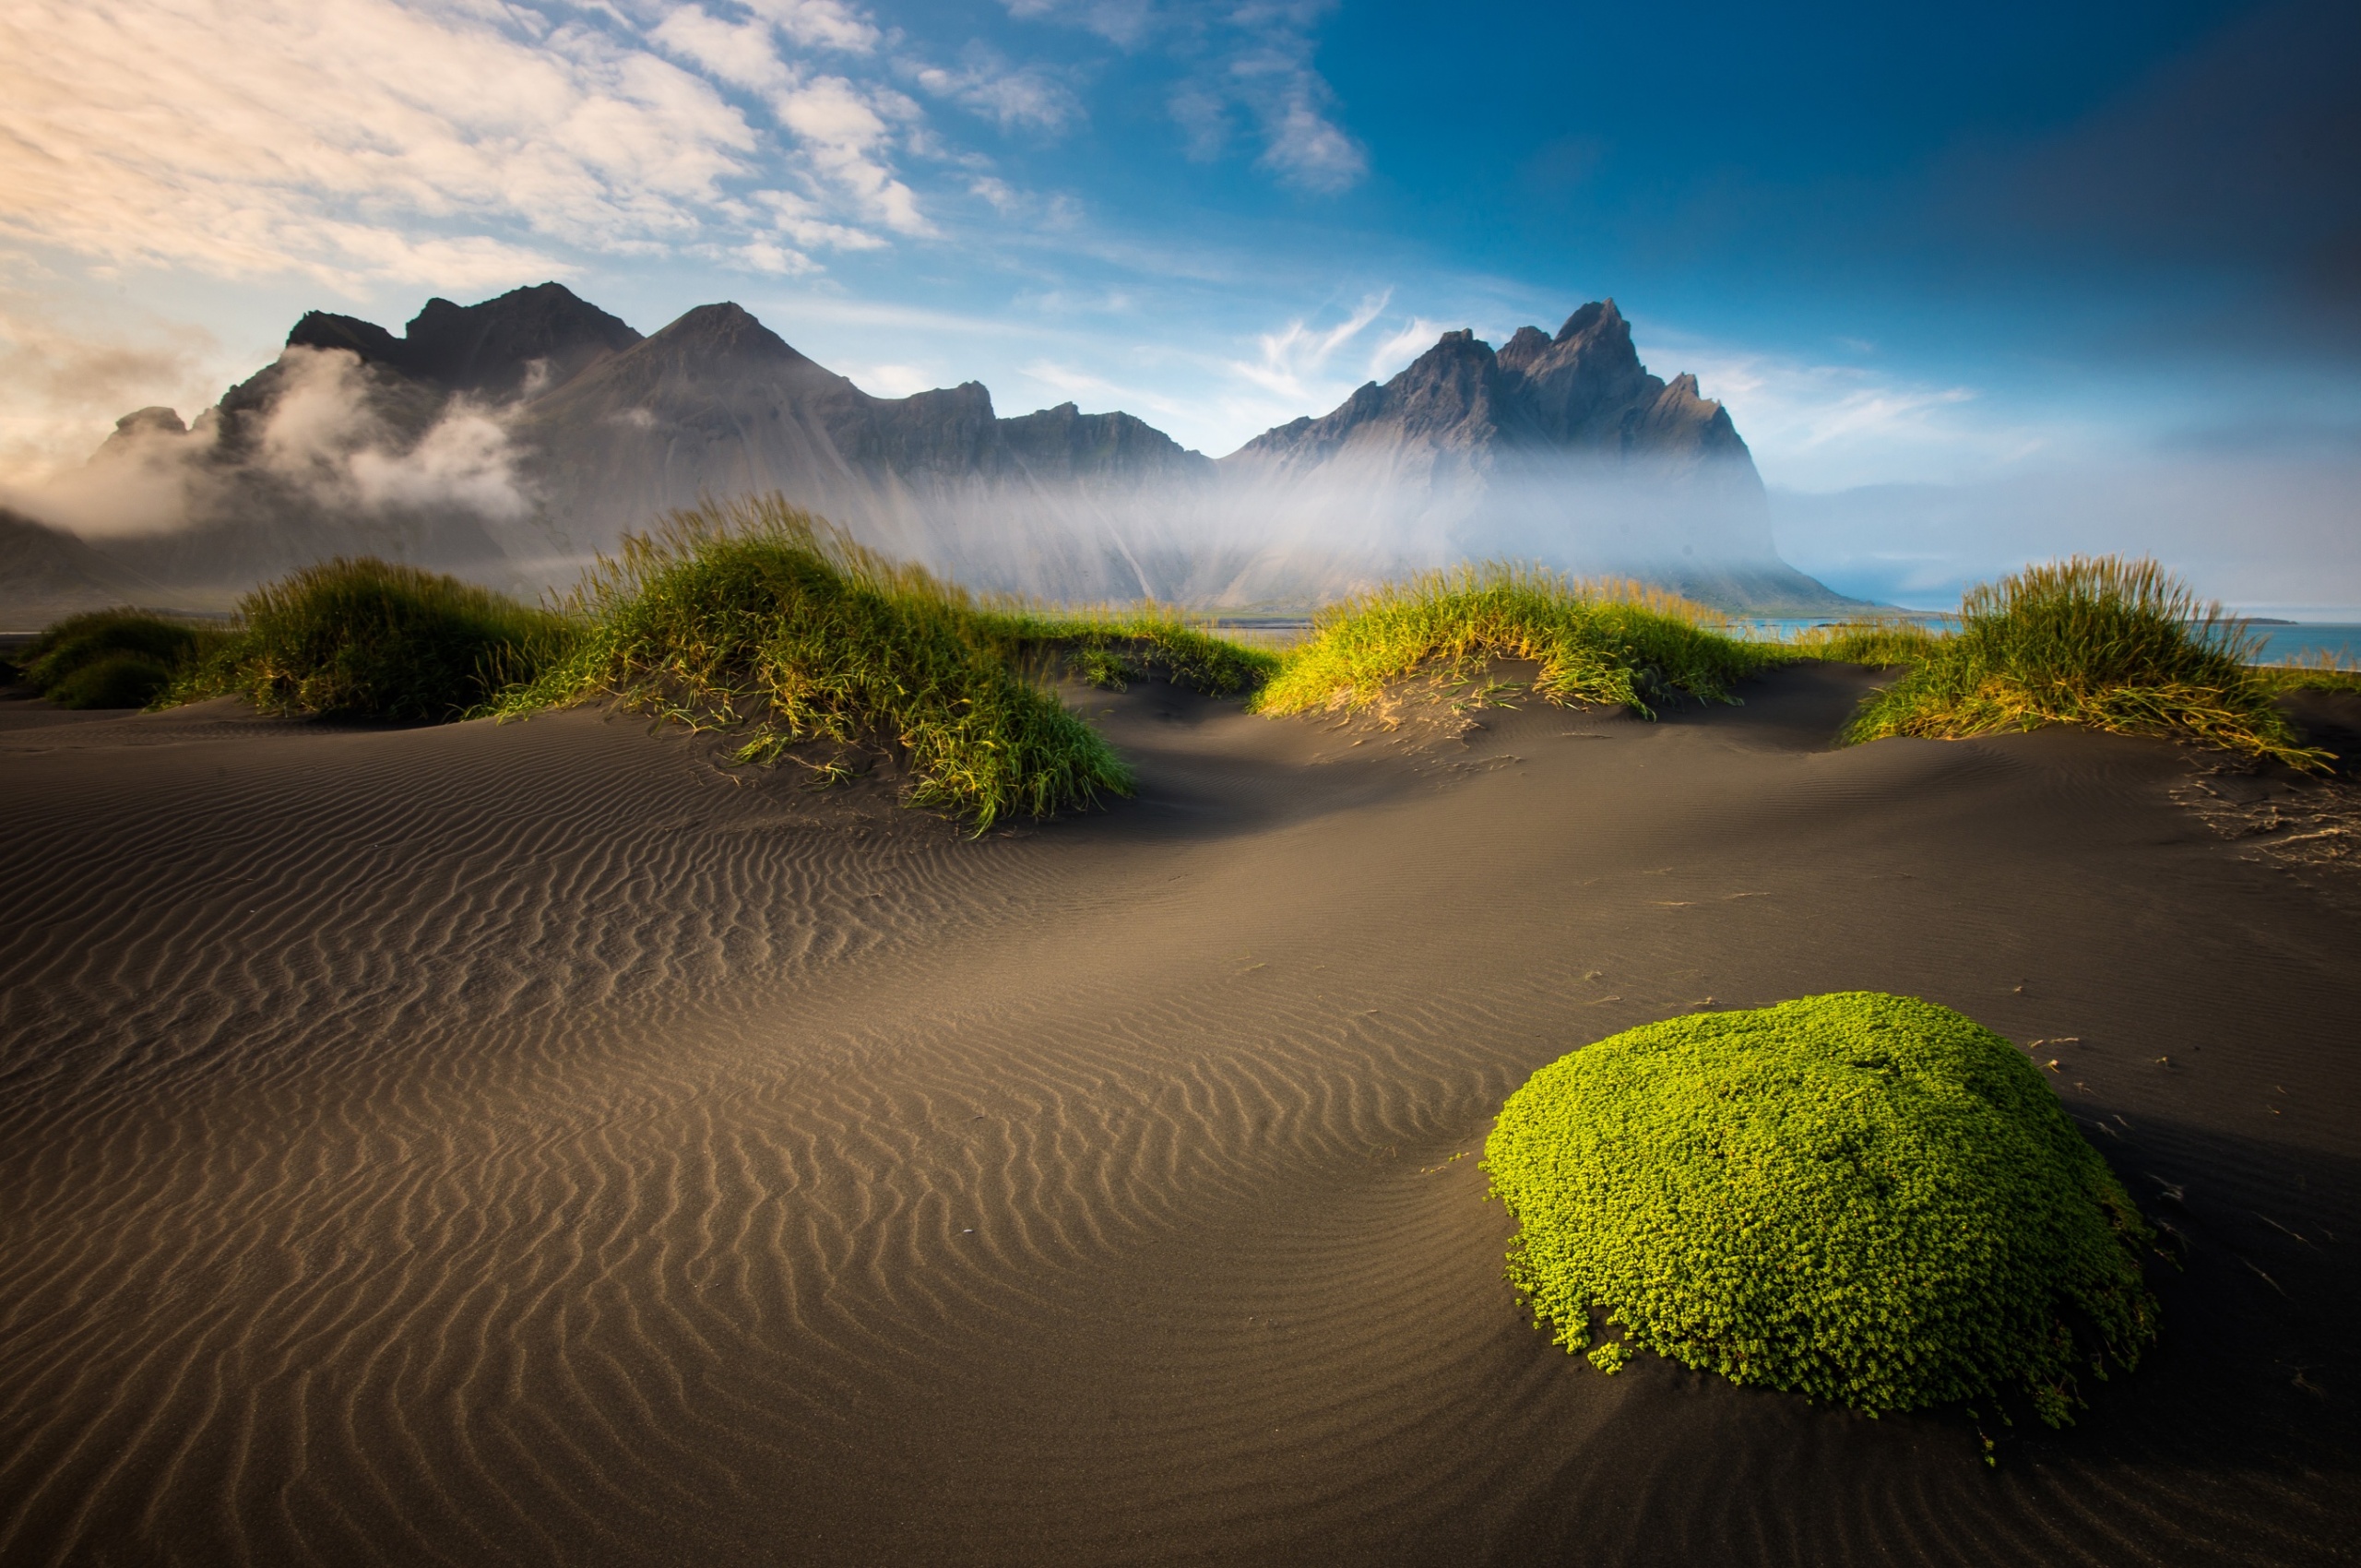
[1,284,1861,626]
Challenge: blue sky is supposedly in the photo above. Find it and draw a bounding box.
[3,0,2356,608]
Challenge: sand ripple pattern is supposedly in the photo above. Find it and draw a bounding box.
[3,682,2357,1565]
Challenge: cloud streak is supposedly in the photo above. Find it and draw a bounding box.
[0,0,775,289]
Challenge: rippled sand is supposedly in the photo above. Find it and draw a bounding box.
[3,667,2355,1565]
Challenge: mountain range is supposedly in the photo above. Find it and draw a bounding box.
[2,283,1856,624]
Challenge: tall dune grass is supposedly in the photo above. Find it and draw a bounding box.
[2255,649,2361,697]
[1252,564,1768,718]
[1782,617,1945,667]
[1843,556,2330,769]
[177,558,573,721]
[15,609,230,708]
[491,499,1215,828]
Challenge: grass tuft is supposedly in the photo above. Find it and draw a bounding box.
[16,609,231,709]
[1782,617,1945,668]
[1484,992,2159,1428]
[177,558,572,721]
[1251,563,1769,719]
[1841,556,2330,769]
[490,497,1176,830]
[2255,650,2361,698]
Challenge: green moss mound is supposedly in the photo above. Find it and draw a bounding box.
[1483,992,2159,1426]
[18,609,229,709]
[182,557,573,721]
[1842,556,2328,770]
[1252,564,1767,719]
[492,499,1159,830]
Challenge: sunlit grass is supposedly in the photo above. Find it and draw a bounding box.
[490,497,1275,829]
[1781,617,1946,667]
[1251,563,1770,719]
[174,557,573,721]
[2254,649,2361,697]
[1833,557,2329,768]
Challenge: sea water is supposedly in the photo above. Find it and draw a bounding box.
[1725,617,2361,669]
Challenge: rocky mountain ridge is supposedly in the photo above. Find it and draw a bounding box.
[6,283,1858,621]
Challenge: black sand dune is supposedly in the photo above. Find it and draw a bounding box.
[2,666,2356,1565]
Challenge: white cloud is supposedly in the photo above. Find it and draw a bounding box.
[909,54,1081,133]
[1663,341,2043,491]
[772,73,933,234]
[1254,96,1366,191]
[742,0,882,54]
[752,189,888,251]
[0,302,223,493]
[255,347,532,517]
[1013,0,1365,191]
[0,0,766,289]
[651,5,794,90]
[734,238,821,275]
[1228,292,1391,400]
[845,362,946,397]
[1003,0,1158,50]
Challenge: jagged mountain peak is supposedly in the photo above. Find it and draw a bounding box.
[1229,300,1742,470]
[285,281,638,400]
[648,301,792,354]
[1556,297,1626,343]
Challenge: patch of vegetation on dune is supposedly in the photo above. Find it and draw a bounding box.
[14,609,231,708]
[985,600,1278,698]
[2255,652,2361,698]
[176,557,573,722]
[1781,617,1946,668]
[492,497,1270,829]
[1251,564,1770,719]
[1484,992,2160,1433]
[1823,558,2330,769]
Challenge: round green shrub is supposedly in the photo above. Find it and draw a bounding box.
[1483,992,2158,1425]
[47,650,178,709]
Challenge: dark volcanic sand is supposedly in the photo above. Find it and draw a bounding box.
[2,666,2355,1566]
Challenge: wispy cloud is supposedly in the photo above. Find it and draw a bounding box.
[771,73,933,235]
[742,0,884,53]
[0,0,974,291]
[1655,337,2045,490]
[0,0,771,291]
[907,50,1082,133]
[0,299,222,488]
[1228,291,1390,399]
[1012,0,1366,191]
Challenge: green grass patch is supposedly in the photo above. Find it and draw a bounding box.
[1782,617,1946,667]
[1484,992,2159,1428]
[16,609,231,709]
[490,498,1272,829]
[176,557,572,721]
[1839,556,2328,769]
[1251,564,1769,719]
[2255,652,2361,698]
[975,600,1279,698]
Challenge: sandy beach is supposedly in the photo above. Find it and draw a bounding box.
[4,663,2356,1565]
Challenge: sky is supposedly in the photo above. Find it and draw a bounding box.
[2,0,2356,610]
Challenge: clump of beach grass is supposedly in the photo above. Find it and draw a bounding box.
[1842,556,2331,770]
[176,557,572,721]
[16,609,231,709]
[1484,992,2159,1431]
[982,600,1278,697]
[492,497,1217,828]
[1783,617,1945,668]
[2255,649,2361,698]
[1251,564,1768,719]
